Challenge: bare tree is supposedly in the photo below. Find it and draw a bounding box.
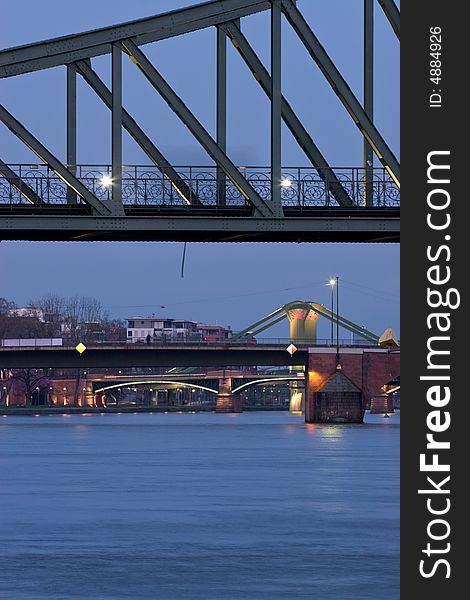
[30,293,64,321]
[0,297,17,340]
[63,295,109,342]
[13,294,112,343]
[9,369,52,405]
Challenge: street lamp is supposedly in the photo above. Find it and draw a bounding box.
[335,275,340,368]
[327,279,336,344]
[100,174,112,187]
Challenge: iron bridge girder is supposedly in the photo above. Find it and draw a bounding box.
[0,0,400,240]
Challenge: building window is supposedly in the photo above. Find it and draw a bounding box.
[128,321,135,328]
[127,331,132,337]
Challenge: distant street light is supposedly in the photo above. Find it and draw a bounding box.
[281,178,292,188]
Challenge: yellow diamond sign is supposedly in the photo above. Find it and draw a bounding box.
[75,343,87,355]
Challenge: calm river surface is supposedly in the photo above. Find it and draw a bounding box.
[0,411,399,599]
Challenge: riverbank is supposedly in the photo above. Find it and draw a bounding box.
[0,405,288,416]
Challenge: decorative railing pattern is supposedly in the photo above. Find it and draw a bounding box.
[0,164,400,208]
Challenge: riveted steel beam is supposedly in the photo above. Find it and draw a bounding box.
[0,210,400,243]
[75,60,200,205]
[377,0,400,40]
[122,38,275,217]
[281,0,400,186]
[0,0,271,78]
[0,160,44,205]
[221,21,353,207]
[0,105,111,215]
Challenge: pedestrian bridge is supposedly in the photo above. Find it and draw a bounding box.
[0,0,399,243]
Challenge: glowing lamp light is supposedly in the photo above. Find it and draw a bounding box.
[281,178,292,188]
[100,175,112,187]
[328,279,336,286]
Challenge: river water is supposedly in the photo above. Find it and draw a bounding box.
[0,411,399,599]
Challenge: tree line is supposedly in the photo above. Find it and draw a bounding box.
[0,294,125,342]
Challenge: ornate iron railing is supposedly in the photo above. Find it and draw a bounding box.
[0,164,399,208]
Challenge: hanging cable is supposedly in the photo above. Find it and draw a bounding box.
[180,242,187,278]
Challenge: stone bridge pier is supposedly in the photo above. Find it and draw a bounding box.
[215,376,242,413]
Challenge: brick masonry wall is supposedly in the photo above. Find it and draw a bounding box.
[306,350,400,420]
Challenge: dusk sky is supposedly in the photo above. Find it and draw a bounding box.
[0,0,400,337]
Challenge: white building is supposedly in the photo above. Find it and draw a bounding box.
[126,316,200,343]
[126,316,231,343]
[9,306,46,321]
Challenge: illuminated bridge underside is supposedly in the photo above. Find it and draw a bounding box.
[0,0,400,243]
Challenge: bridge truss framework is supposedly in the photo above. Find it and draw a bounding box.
[0,0,400,242]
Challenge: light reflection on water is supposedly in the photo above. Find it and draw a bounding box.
[0,411,399,600]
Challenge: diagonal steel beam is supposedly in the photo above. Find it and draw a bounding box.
[231,306,286,340]
[0,160,44,204]
[281,0,400,186]
[377,0,400,40]
[221,21,353,207]
[122,38,275,217]
[0,0,271,78]
[75,60,201,205]
[0,105,111,215]
[309,302,379,342]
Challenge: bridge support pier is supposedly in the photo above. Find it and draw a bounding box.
[82,382,95,407]
[370,394,394,414]
[215,394,242,413]
[305,348,400,424]
[215,375,242,413]
[289,379,305,414]
[305,369,364,423]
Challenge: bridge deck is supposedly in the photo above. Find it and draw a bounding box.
[0,343,311,368]
[0,343,393,369]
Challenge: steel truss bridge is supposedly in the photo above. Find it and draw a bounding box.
[0,0,399,243]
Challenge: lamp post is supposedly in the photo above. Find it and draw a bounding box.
[328,279,336,345]
[335,275,340,368]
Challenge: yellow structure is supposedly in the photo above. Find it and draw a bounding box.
[378,328,399,348]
